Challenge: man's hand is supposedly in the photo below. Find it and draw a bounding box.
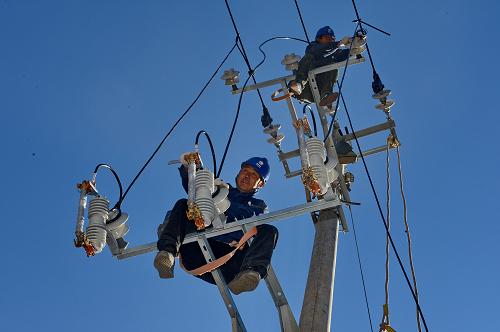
[288,80,303,95]
[180,151,202,167]
[340,36,352,46]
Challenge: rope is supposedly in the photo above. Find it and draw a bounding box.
[380,142,392,330]
[396,146,422,332]
[348,206,375,332]
[338,91,430,332]
[117,40,238,206]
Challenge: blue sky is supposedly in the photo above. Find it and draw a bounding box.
[1,1,499,331]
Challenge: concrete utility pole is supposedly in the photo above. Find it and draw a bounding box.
[299,208,340,331]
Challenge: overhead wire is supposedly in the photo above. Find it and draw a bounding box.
[292,0,310,43]
[348,206,375,332]
[116,39,239,208]
[92,163,124,209]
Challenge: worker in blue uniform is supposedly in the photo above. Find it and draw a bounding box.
[289,25,352,107]
[154,156,278,295]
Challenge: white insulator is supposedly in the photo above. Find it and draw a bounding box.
[375,99,395,110]
[281,53,301,71]
[86,197,109,254]
[372,89,392,100]
[221,68,240,85]
[305,138,330,195]
[325,150,339,184]
[194,170,216,227]
[267,134,285,145]
[263,123,281,135]
[213,184,230,215]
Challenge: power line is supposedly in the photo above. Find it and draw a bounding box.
[117,40,239,207]
[292,0,310,43]
[348,206,375,332]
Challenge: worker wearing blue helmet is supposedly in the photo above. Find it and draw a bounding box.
[155,156,278,295]
[288,25,353,107]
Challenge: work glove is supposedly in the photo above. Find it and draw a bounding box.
[340,36,352,46]
[287,80,303,96]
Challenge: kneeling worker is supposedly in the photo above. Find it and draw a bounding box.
[154,156,278,294]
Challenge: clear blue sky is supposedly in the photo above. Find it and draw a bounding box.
[1,1,499,331]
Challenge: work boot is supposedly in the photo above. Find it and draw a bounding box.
[319,91,339,107]
[228,269,261,295]
[154,250,175,279]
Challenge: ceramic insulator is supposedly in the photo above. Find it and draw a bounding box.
[194,170,216,227]
[305,137,329,195]
[86,197,109,254]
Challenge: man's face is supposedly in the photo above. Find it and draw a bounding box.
[236,165,264,193]
[317,34,335,44]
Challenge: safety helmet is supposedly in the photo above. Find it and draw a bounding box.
[241,157,270,183]
[315,26,335,40]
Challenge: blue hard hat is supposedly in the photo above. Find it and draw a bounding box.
[241,157,270,183]
[315,26,335,39]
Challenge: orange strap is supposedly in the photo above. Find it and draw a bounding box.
[180,226,258,276]
[271,88,293,102]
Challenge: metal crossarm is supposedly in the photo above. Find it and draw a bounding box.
[116,199,341,260]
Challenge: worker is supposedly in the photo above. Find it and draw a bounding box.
[288,25,352,107]
[154,156,278,295]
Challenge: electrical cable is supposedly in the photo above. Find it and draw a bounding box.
[348,206,375,332]
[195,130,217,176]
[216,74,253,178]
[93,163,124,208]
[255,36,308,71]
[117,39,239,208]
[337,91,430,332]
[217,36,307,177]
[302,104,317,137]
[292,0,310,43]
[223,0,266,107]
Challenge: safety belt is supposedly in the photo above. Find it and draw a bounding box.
[180,226,257,276]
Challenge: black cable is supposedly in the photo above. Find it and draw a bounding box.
[348,206,375,332]
[117,40,238,207]
[93,163,123,208]
[292,0,310,43]
[302,104,317,137]
[195,130,217,176]
[216,74,253,178]
[223,0,266,108]
[217,36,308,177]
[338,91,430,332]
[255,36,308,71]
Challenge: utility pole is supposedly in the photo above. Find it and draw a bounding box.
[299,208,340,331]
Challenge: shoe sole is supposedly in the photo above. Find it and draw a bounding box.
[228,272,260,295]
[319,92,339,107]
[154,254,174,279]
